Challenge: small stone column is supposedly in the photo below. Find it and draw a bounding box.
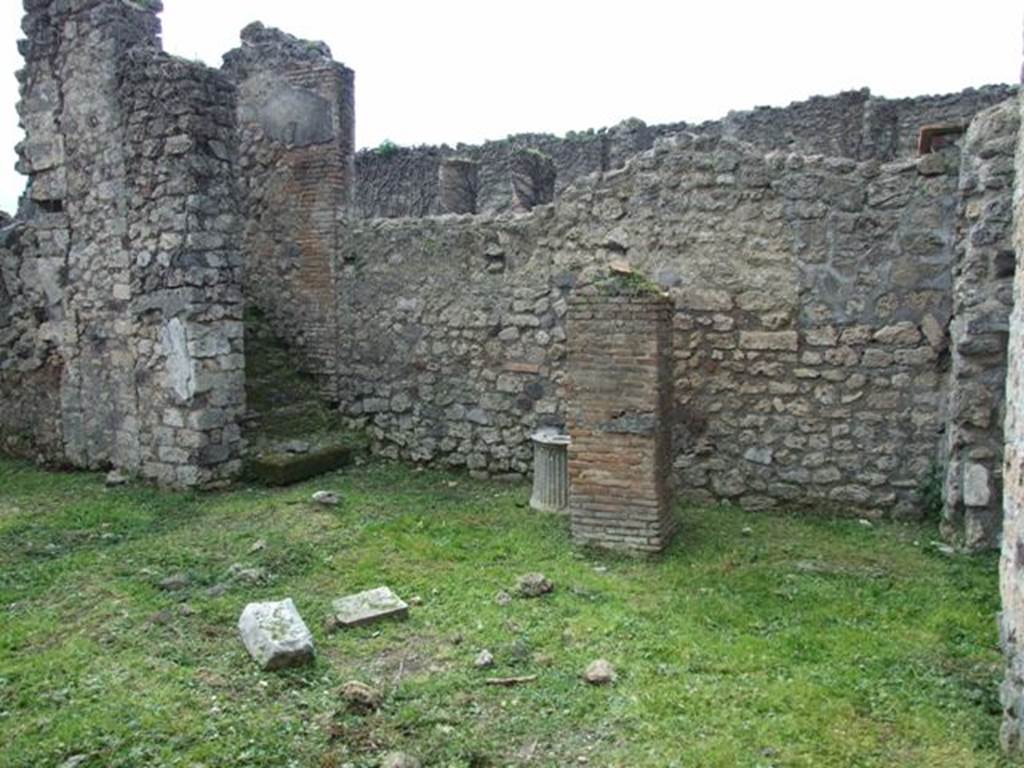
[530,428,570,512]
[511,148,556,212]
[438,157,479,214]
[567,290,675,553]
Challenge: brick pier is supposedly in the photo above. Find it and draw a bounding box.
[567,292,676,553]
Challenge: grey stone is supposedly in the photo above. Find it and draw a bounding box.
[312,491,341,507]
[584,659,616,685]
[238,598,315,671]
[744,447,774,466]
[964,463,991,507]
[381,754,422,768]
[339,680,383,713]
[331,586,409,628]
[227,563,269,585]
[475,649,495,669]
[159,573,190,591]
[516,573,554,598]
[104,470,128,487]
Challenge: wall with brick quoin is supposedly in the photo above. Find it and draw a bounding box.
[567,291,676,553]
[336,127,981,520]
[223,22,355,402]
[1,2,1021,529]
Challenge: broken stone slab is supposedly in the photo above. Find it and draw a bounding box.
[244,444,354,486]
[238,598,315,671]
[330,586,409,629]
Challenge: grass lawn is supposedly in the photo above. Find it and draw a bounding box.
[0,456,1017,767]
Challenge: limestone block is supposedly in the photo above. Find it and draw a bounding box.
[238,598,315,671]
[331,586,409,629]
[964,463,991,507]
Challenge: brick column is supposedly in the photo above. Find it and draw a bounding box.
[567,292,676,553]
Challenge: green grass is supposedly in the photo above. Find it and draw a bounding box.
[0,457,1018,767]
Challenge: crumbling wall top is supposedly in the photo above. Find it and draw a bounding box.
[222,21,346,80]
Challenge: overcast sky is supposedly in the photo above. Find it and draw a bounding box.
[0,0,1020,213]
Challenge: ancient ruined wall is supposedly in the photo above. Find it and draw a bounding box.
[355,86,1014,220]
[224,23,354,400]
[120,51,245,487]
[1000,85,1024,752]
[0,221,64,461]
[943,99,1020,550]
[354,122,646,219]
[1,0,163,468]
[337,213,560,475]
[0,0,245,487]
[338,133,957,517]
[702,85,1016,161]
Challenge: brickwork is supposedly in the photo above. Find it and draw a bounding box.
[224,23,354,401]
[566,290,675,553]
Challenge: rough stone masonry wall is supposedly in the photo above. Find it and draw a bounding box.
[355,85,1014,219]
[120,50,245,487]
[1000,85,1024,752]
[943,99,1020,550]
[338,132,958,518]
[337,213,559,476]
[224,23,354,401]
[0,0,245,487]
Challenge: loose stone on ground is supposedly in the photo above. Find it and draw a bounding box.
[312,491,342,506]
[238,598,315,671]
[339,680,383,713]
[516,573,554,598]
[330,586,409,629]
[584,659,617,685]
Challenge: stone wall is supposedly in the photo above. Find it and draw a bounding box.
[0,220,64,461]
[943,99,1020,550]
[1000,85,1024,752]
[121,50,245,487]
[337,213,558,476]
[355,86,1015,219]
[338,132,960,518]
[224,23,355,401]
[0,0,245,488]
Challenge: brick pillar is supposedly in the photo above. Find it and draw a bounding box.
[224,23,354,402]
[567,292,676,553]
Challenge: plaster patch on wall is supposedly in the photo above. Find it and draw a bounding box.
[161,317,195,403]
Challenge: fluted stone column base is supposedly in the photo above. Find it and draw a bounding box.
[530,429,570,513]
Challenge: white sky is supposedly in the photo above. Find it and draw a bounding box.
[0,0,1020,214]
